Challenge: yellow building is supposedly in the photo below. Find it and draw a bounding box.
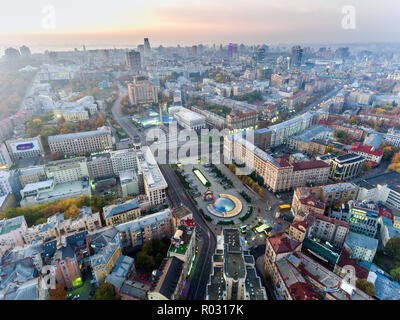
[103,198,141,226]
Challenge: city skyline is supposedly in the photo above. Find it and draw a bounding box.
[1,0,400,49]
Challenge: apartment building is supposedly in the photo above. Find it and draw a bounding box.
[350,142,383,165]
[115,209,174,249]
[0,143,12,168]
[0,216,28,249]
[89,229,122,284]
[271,251,372,300]
[103,198,141,227]
[128,76,158,106]
[384,128,400,147]
[23,208,102,245]
[52,246,82,289]
[226,110,258,130]
[206,229,267,300]
[48,127,113,156]
[87,153,114,180]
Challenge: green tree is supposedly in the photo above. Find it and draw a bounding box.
[390,267,400,282]
[385,237,400,261]
[95,282,120,300]
[355,279,376,297]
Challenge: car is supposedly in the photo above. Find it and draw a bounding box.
[72,295,80,300]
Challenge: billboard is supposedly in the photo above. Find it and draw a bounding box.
[10,139,41,153]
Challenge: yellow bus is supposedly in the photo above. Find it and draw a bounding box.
[280,204,291,210]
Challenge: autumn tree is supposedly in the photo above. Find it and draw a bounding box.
[355,279,376,297]
[49,285,67,300]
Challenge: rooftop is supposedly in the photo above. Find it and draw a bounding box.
[344,231,379,252]
[48,127,111,142]
[103,198,140,220]
[268,232,301,254]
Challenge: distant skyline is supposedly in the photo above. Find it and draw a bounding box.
[1,0,399,49]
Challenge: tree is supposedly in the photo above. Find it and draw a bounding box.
[135,251,155,271]
[49,285,67,300]
[95,282,120,300]
[356,279,375,296]
[385,237,400,261]
[363,162,373,172]
[390,267,400,282]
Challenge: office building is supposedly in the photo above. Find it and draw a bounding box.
[125,50,142,74]
[330,201,379,238]
[48,127,113,156]
[6,136,44,161]
[319,153,365,181]
[291,46,303,68]
[45,157,89,184]
[20,179,91,207]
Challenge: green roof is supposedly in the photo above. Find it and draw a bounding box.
[169,243,188,255]
[302,237,340,264]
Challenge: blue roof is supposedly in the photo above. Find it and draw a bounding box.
[104,199,140,219]
[345,232,378,252]
[374,272,400,300]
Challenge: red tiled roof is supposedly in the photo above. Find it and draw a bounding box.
[289,282,320,300]
[299,196,326,210]
[268,232,301,254]
[350,142,383,157]
[309,211,349,228]
[337,249,369,280]
[293,160,330,171]
[274,157,291,168]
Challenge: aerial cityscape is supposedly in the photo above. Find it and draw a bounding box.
[1,0,400,307]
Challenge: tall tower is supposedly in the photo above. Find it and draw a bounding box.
[144,38,151,57]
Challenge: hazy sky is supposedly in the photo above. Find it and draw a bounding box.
[1,0,399,48]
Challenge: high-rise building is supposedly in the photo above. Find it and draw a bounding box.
[256,46,265,63]
[125,50,142,75]
[144,38,151,56]
[291,45,303,68]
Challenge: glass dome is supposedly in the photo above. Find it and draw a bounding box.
[213,197,235,213]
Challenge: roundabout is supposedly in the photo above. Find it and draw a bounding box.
[207,194,243,218]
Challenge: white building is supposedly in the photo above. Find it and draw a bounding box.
[45,157,89,184]
[137,147,168,206]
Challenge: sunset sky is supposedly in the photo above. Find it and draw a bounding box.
[1,0,399,48]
